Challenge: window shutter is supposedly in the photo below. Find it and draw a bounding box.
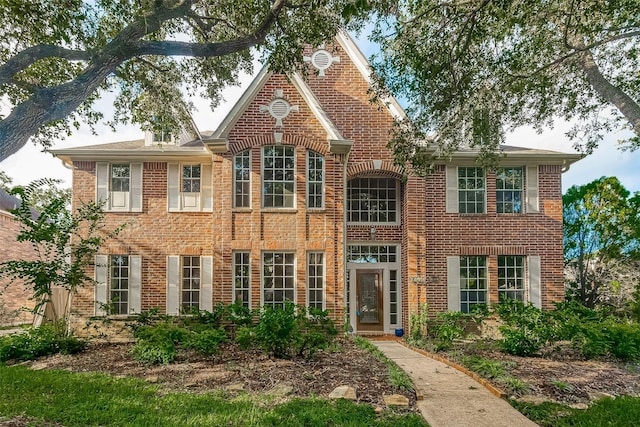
[129,255,142,314]
[445,166,459,213]
[166,256,180,315]
[201,164,213,212]
[528,256,542,309]
[200,256,213,311]
[96,163,109,208]
[130,163,143,212]
[526,166,539,213]
[447,256,461,311]
[95,255,108,316]
[167,163,180,212]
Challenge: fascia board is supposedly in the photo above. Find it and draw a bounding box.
[51,148,212,165]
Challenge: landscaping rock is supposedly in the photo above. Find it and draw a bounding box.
[516,394,556,405]
[383,394,409,406]
[328,385,357,400]
[225,382,245,392]
[569,403,589,410]
[589,391,615,401]
[145,375,159,383]
[266,383,294,397]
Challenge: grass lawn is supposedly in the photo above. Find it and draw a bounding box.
[511,397,640,427]
[0,365,428,427]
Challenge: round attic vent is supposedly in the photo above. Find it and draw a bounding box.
[269,99,290,120]
[312,49,332,71]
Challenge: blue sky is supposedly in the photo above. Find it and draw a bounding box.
[1,33,639,194]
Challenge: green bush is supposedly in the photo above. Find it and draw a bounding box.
[130,322,188,365]
[495,299,553,357]
[0,325,86,362]
[252,303,337,359]
[427,311,474,351]
[184,328,228,355]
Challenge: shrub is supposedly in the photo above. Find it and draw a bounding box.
[427,311,474,351]
[184,328,228,355]
[495,299,553,356]
[0,325,86,362]
[130,322,188,365]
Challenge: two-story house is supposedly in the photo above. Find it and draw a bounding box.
[52,32,581,335]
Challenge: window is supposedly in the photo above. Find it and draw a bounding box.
[182,256,201,311]
[307,252,324,310]
[347,245,398,263]
[307,151,324,208]
[262,146,295,208]
[347,177,398,223]
[96,162,142,212]
[234,150,251,208]
[262,252,295,308]
[458,167,485,213]
[182,165,201,193]
[153,129,171,143]
[109,255,129,315]
[233,252,250,307]
[389,270,399,325]
[460,256,488,313]
[496,168,523,213]
[498,255,525,302]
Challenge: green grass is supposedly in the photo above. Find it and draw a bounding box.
[0,365,427,426]
[512,397,640,427]
[353,337,415,392]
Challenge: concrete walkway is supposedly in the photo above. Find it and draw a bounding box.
[372,341,538,427]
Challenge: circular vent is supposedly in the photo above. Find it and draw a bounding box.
[312,49,332,70]
[269,99,290,119]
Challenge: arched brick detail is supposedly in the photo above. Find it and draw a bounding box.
[346,161,403,179]
[229,135,328,155]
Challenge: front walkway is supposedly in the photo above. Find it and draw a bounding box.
[372,341,538,427]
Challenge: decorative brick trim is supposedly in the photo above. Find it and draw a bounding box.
[458,246,528,256]
[229,135,327,155]
[144,162,166,170]
[74,161,95,171]
[347,161,403,178]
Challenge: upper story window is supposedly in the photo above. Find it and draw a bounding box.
[496,167,523,214]
[234,150,251,208]
[153,129,172,144]
[307,150,324,209]
[347,177,398,223]
[262,146,295,208]
[96,162,143,212]
[167,163,212,212]
[458,167,485,214]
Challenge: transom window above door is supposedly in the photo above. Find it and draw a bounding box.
[347,177,399,223]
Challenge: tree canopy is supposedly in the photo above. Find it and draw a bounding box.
[0,0,381,161]
[371,0,640,176]
[563,176,640,307]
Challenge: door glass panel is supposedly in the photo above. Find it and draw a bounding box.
[359,272,380,323]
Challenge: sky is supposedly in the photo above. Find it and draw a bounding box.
[1,33,639,194]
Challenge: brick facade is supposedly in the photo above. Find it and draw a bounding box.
[56,34,578,335]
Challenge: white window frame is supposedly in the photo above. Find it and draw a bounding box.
[261,251,296,308]
[460,256,488,313]
[96,162,142,212]
[306,150,324,209]
[496,167,524,214]
[95,254,141,316]
[261,146,295,208]
[347,177,400,224]
[233,150,251,208]
[498,255,526,302]
[233,251,251,308]
[167,162,212,212]
[166,255,212,314]
[458,167,486,214]
[306,252,325,310]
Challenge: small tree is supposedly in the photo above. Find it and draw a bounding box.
[0,179,124,335]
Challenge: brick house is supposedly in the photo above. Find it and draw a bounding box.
[52,33,581,334]
[0,188,36,325]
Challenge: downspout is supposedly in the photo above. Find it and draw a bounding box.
[342,151,351,333]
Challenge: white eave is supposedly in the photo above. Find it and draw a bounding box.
[444,146,583,168]
[51,144,212,166]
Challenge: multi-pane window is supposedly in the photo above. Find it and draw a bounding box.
[498,255,525,302]
[110,164,130,192]
[234,150,250,208]
[182,165,201,193]
[233,252,250,307]
[262,146,295,208]
[460,256,488,313]
[307,151,324,208]
[347,245,397,263]
[307,252,324,310]
[110,255,129,315]
[153,130,171,143]
[347,177,398,223]
[458,167,485,213]
[496,168,523,213]
[182,256,200,310]
[263,252,295,308]
[389,270,399,324]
